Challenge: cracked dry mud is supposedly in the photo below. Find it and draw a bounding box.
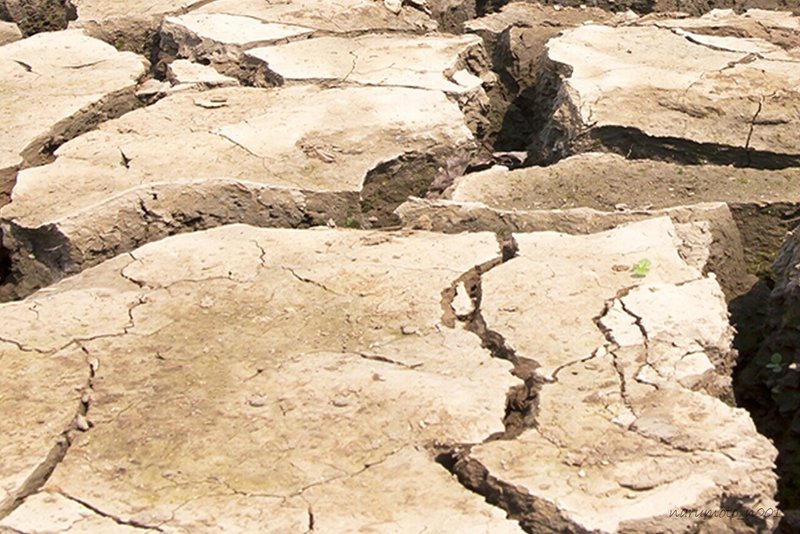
[0,1,797,532]
[533,9,800,168]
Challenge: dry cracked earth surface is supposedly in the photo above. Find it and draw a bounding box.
[1,0,800,532]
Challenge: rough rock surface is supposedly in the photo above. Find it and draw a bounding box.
[0,225,522,532]
[0,84,474,299]
[534,9,800,168]
[0,30,147,206]
[441,153,800,277]
[447,217,778,533]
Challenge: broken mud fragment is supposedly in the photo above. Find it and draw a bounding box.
[0,85,474,299]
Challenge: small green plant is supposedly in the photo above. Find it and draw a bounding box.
[345,216,361,229]
[631,258,652,278]
[767,353,784,374]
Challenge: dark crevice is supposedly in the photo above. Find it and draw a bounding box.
[0,221,73,303]
[476,0,511,17]
[535,0,655,13]
[491,35,563,155]
[744,97,764,154]
[361,150,472,228]
[432,232,573,532]
[426,2,475,34]
[460,17,562,157]
[0,234,10,284]
[440,232,541,439]
[306,506,315,532]
[733,272,800,531]
[433,447,589,534]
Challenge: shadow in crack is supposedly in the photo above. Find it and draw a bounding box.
[732,276,800,532]
[0,231,9,285]
[476,0,512,16]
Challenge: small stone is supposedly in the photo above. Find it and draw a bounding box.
[75,414,91,431]
[400,325,418,335]
[247,395,267,408]
[193,98,227,109]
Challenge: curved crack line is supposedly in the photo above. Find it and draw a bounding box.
[55,492,164,532]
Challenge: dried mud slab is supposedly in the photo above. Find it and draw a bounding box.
[737,223,800,509]
[195,0,437,33]
[158,12,315,84]
[64,0,211,52]
[246,33,490,93]
[640,8,800,50]
[0,30,147,206]
[160,13,492,94]
[0,84,474,299]
[243,32,495,139]
[445,217,779,533]
[444,153,800,277]
[166,58,239,90]
[398,196,750,300]
[534,10,800,168]
[0,279,141,518]
[0,226,522,532]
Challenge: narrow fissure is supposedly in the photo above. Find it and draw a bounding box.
[432,233,579,533]
[57,492,164,532]
[0,349,95,520]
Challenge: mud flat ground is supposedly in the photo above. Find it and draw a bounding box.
[1,1,800,532]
